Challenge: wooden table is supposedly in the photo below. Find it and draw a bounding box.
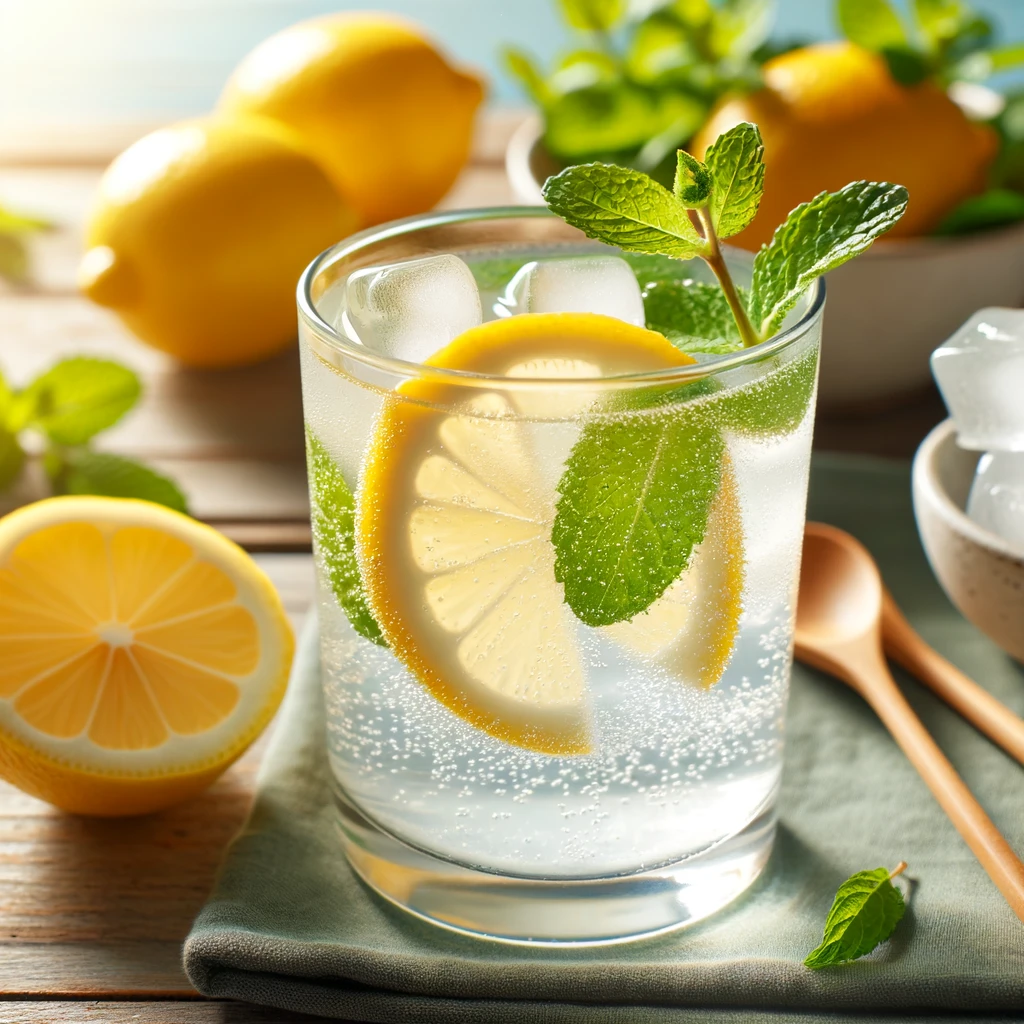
[0,111,946,1023]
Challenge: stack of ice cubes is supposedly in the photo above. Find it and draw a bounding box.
[931,307,1024,551]
[333,253,646,364]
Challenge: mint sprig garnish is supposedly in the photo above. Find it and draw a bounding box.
[543,120,909,350]
[804,862,908,969]
[0,357,185,512]
[306,431,387,647]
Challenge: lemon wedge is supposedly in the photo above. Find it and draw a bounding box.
[358,313,702,755]
[0,497,293,815]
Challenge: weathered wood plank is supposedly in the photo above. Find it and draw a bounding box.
[0,1001,334,1023]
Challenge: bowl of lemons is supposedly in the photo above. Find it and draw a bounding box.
[505,0,1024,410]
[79,13,484,369]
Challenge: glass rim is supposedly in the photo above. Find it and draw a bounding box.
[297,206,826,389]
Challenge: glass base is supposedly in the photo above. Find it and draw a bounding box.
[333,784,776,946]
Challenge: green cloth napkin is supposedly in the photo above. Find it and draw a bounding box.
[184,455,1024,1023]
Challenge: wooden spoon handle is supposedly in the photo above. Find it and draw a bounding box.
[882,589,1024,766]
[861,645,1024,923]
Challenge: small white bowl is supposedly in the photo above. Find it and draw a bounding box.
[506,117,1024,411]
[912,418,1024,662]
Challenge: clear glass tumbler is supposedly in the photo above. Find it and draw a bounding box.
[297,207,824,945]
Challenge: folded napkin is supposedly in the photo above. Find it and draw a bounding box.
[185,455,1024,1024]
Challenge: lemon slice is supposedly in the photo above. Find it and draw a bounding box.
[0,496,293,816]
[358,313,696,755]
[603,463,745,687]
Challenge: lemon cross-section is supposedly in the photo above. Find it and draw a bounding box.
[357,312,697,755]
[0,496,293,816]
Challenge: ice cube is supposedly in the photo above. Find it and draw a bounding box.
[499,256,645,325]
[339,254,482,363]
[966,451,1024,550]
[931,307,1024,452]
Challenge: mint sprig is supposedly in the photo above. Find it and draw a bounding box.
[0,357,186,512]
[805,863,908,969]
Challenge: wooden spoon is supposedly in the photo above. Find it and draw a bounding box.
[795,521,1024,923]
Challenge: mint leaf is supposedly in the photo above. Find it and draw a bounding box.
[22,357,141,445]
[673,150,712,207]
[720,346,818,435]
[553,403,724,627]
[60,450,187,513]
[307,431,386,647]
[837,0,908,52]
[0,427,24,491]
[935,188,1024,235]
[750,181,909,339]
[558,0,626,32]
[704,122,765,240]
[643,280,744,354]
[0,234,29,284]
[503,47,551,106]
[622,251,691,289]
[805,865,907,969]
[469,256,526,293]
[913,0,970,48]
[544,163,704,259]
[709,0,773,61]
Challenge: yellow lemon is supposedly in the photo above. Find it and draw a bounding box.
[79,116,356,368]
[0,496,294,816]
[357,312,743,755]
[218,13,485,228]
[692,42,998,249]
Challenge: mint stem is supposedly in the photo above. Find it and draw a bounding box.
[696,207,761,348]
[889,861,908,881]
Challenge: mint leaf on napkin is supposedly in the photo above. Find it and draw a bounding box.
[749,181,909,339]
[704,121,765,240]
[553,403,724,627]
[543,163,705,259]
[307,431,386,647]
[804,863,908,969]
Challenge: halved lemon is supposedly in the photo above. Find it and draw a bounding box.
[0,496,293,816]
[358,312,721,756]
[604,463,744,686]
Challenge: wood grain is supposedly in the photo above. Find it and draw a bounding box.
[0,1002,333,1023]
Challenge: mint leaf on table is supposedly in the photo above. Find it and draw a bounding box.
[704,121,765,240]
[20,357,141,444]
[553,406,724,627]
[749,181,909,339]
[837,0,908,52]
[307,431,386,647]
[805,864,908,969]
[543,163,705,259]
[59,450,187,513]
[642,280,744,355]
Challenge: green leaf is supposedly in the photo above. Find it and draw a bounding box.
[552,401,724,626]
[626,13,696,85]
[750,181,909,339]
[879,46,932,85]
[836,0,908,52]
[60,450,187,513]
[543,162,705,259]
[935,188,1024,235]
[23,357,141,445]
[307,431,386,647]
[710,0,774,61]
[719,345,819,435]
[804,866,907,969]
[503,47,551,105]
[913,0,971,47]
[469,257,527,293]
[673,149,713,206]
[0,427,25,491]
[0,234,29,284]
[622,251,692,289]
[0,204,51,235]
[550,49,620,93]
[642,280,744,354]
[704,121,765,239]
[558,0,626,32]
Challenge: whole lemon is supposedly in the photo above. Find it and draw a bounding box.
[218,13,485,228]
[79,117,355,368]
[692,42,998,250]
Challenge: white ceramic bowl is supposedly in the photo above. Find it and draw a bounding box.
[912,418,1024,661]
[506,116,1024,411]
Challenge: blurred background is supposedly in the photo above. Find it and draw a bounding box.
[3,0,1024,158]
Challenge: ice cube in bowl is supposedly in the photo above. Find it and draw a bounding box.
[339,254,482,363]
[913,419,1024,661]
[967,452,1024,551]
[499,255,645,325]
[931,308,1024,452]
